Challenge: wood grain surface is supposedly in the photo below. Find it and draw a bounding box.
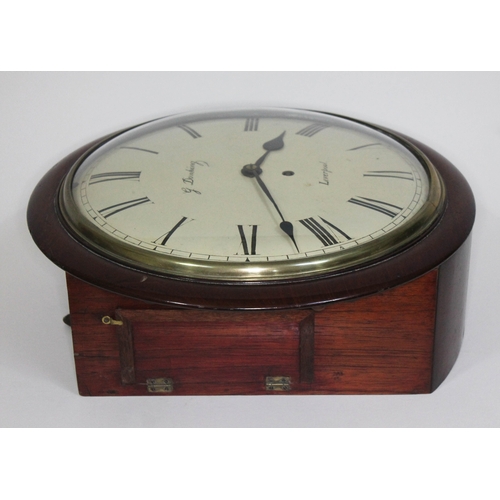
[67,268,446,395]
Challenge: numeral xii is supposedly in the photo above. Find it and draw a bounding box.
[244,118,259,131]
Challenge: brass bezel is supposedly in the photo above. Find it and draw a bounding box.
[59,111,446,283]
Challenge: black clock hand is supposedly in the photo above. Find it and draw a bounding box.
[257,174,299,252]
[254,131,286,169]
[241,130,299,252]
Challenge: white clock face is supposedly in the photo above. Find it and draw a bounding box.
[63,109,444,281]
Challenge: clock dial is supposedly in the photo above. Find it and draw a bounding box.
[60,109,444,281]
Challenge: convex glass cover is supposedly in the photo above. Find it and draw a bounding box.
[60,108,445,281]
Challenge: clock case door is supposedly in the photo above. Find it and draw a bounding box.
[114,308,315,395]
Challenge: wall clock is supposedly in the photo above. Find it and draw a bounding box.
[27,108,475,396]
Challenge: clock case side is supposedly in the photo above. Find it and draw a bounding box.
[432,234,472,390]
[64,248,470,395]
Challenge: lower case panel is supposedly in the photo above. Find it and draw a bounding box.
[68,267,443,396]
[117,309,314,395]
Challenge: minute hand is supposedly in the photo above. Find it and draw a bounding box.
[252,171,300,253]
[253,173,286,221]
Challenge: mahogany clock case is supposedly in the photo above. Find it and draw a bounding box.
[27,112,475,396]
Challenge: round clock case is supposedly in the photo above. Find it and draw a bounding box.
[27,108,475,395]
[28,108,472,309]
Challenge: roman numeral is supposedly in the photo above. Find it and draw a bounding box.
[244,118,259,131]
[348,196,402,218]
[178,124,201,138]
[119,146,159,154]
[299,217,351,246]
[238,225,258,255]
[346,143,382,151]
[89,171,141,185]
[98,197,151,218]
[155,216,192,245]
[296,123,329,137]
[363,170,414,181]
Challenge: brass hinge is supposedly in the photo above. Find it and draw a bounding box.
[146,378,174,393]
[265,376,292,391]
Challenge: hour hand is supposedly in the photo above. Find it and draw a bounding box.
[241,131,286,179]
[255,131,286,168]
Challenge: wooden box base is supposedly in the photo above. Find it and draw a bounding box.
[66,237,470,396]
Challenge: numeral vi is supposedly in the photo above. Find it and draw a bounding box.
[238,225,258,256]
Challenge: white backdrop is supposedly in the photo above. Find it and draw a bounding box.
[1,72,498,427]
